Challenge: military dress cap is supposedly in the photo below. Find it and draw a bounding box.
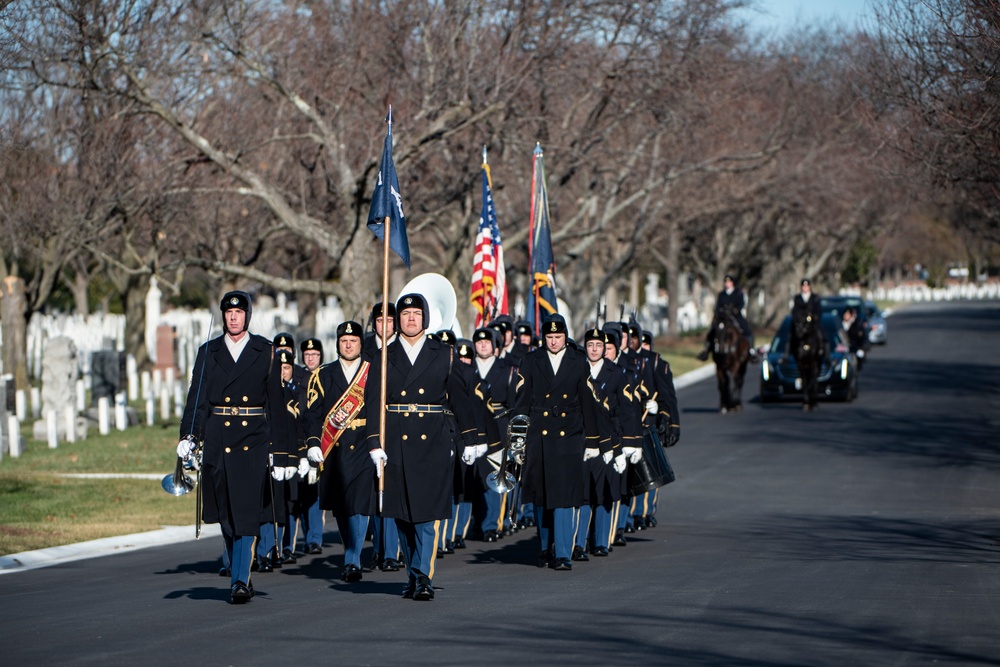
[277,350,295,365]
[370,301,397,320]
[491,314,514,334]
[583,327,604,343]
[301,338,323,354]
[542,313,567,335]
[473,327,497,348]
[220,290,252,330]
[273,332,295,349]
[436,329,456,346]
[456,339,475,360]
[337,321,363,339]
[641,330,653,345]
[628,322,642,341]
[724,273,737,283]
[601,323,622,349]
[515,320,533,337]
[801,278,811,286]
[396,293,431,329]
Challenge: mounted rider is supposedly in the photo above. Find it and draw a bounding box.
[697,274,755,361]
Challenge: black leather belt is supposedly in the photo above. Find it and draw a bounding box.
[212,406,265,417]
[386,403,445,414]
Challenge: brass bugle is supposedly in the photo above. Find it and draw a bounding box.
[487,414,529,494]
[161,456,195,496]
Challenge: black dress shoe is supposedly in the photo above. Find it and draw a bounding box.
[381,558,401,572]
[553,557,572,571]
[219,567,231,577]
[537,549,553,568]
[413,576,435,601]
[444,540,456,554]
[269,548,283,569]
[282,550,297,564]
[632,518,645,531]
[436,548,446,558]
[250,557,259,572]
[483,530,498,543]
[624,523,635,534]
[453,536,467,549]
[571,546,590,562]
[612,530,627,547]
[590,546,609,557]
[645,516,657,528]
[341,564,363,582]
[257,557,273,573]
[402,581,416,599]
[230,581,252,604]
[306,543,323,555]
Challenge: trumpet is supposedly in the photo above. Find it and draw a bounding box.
[161,443,204,538]
[487,414,530,494]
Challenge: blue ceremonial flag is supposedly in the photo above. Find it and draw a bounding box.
[367,108,410,269]
[526,143,558,334]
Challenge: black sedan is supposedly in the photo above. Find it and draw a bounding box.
[759,313,859,403]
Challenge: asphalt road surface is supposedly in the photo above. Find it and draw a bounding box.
[3,301,999,666]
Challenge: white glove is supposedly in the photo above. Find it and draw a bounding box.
[284,466,297,480]
[176,438,195,459]
[271,466,286,481]
[612,453,627,474]
[583,448,600,461]
[307,446,324,464]
[308,468,319,485]
[857,349,865,358]
[602,450,613,465]
[297,457,310,478]
[475,444,488,458]
[462,446,477,465]
[627,448,643,464]
[645,400,658,415]
[370,449,388,478]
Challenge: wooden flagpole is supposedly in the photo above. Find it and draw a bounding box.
[378,214,390,513]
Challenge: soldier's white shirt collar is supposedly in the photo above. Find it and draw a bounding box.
[589,358,604,379]
[340,356,361,382]
[225,331,250,362]
[801,292,811,302]
[547,346,567,375]
[399,332,426,365]
[475,356,495,378]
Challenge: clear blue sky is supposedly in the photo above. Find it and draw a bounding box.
[738,0,873,34]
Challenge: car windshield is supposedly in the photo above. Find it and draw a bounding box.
[770,314,848,354]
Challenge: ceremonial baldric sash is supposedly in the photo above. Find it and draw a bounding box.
[319,360,371,459]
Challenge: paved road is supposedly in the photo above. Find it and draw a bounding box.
[2,301,999,666]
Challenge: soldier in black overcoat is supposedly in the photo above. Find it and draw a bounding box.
[177,291,289,604]
[364,293,479,601]
[512,314,600,571]
[303,321,374,582]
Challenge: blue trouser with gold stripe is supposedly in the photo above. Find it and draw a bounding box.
[536,506,574,560]
[396,519,439,583]
[371,515,401,561]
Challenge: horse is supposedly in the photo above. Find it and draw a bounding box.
[710,305,750,414]
[791,309,824,411]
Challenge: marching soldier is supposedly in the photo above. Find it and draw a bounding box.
[272,333,310,564]
[303,321,375,582]
[512,314,600,571]
[573,328,630,561]
[365,293,479,601]
[177,291,289,604]
[363,302,403,572]
[281,338,323,558]
[471,327,518,542]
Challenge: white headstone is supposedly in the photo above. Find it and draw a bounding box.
[64,405,76,443]
[98,396,110,435]
[7,415,19,457]
[46,409,58,448]
[76,379,86,412]
[18,389,28,421]
[146,276,162,364]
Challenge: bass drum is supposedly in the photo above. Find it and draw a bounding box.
[627,427,676,496]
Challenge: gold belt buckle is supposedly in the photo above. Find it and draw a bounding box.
[408,403,418,413]
[230,407,240,416]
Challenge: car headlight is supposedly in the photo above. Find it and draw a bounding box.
[762,359,770,381]
[840,358,848,380]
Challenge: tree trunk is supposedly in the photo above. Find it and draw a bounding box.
[1,276,30,390]
[666,223,679,337]
[123,276,150,371]
[70,271,89,316]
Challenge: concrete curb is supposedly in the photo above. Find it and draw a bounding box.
[1,363,717,575]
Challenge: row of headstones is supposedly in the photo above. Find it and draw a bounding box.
[0,366,189,462]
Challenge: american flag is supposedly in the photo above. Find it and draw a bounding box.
[470,153,508,328]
